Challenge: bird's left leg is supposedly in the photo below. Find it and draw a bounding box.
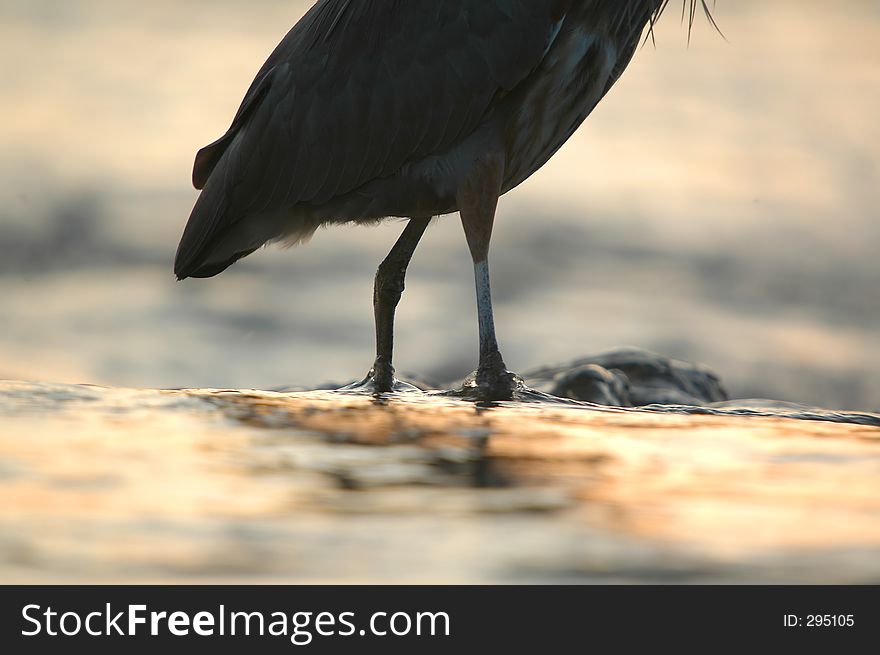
[457,153,523,401]
[360,216,431,393]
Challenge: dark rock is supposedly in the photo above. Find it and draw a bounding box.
[541,364,632,406]
[525,347,729,407]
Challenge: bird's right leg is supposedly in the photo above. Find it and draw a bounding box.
[362,216,431,393]
[456,153,523,401]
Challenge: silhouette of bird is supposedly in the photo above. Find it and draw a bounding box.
[175,0,716,399]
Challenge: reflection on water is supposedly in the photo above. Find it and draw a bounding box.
[0,0,878,409]
[2,381,879,583]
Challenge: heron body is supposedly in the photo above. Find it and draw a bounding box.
[175,0,700,399]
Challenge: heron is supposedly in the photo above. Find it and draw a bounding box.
[174,0,716,400]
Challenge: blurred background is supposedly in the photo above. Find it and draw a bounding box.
[0,0,877,410]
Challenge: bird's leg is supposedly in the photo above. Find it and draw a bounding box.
[457,154,522,401]
[365,216,431,392]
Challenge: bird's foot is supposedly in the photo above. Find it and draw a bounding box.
[339,360,421,395]
[451,366,526,402]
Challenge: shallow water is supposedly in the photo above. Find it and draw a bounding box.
[0,0,878,409]
[2,381,879,583]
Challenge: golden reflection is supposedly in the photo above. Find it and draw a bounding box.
[2,384,879,582]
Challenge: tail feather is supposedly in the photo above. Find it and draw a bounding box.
[174,178,292,280]
[174,181,232,280]
[175,246,260,280]
[176,130,321,279]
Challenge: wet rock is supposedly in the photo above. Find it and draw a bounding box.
[539,364,632,406]
[524,347,729,407]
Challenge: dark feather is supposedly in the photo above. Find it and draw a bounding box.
[175,0,567,279]
[176,0,719,280]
